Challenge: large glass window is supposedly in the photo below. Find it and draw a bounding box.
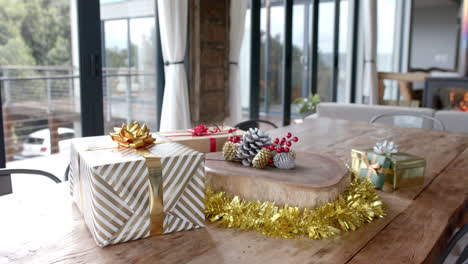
[377,0,398,100]
[259,0,285,127]
[100,0,158,132]
[0,0,81,192]
[240,0,350,125]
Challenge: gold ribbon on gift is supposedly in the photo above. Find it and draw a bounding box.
[110,122,165,236]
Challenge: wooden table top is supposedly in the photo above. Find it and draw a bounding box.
[1,117,467,264]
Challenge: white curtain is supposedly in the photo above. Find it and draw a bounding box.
[224,0,248,126]
[362,0,378,104]
[158,0,191,131]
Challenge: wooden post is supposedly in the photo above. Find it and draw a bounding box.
[189,0,230,124]
[4,110,15,162]
[48,115,59,154]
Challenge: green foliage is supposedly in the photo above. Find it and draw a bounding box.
[105,44,138,68]
[293,93,321,115]
[0,0,71,66]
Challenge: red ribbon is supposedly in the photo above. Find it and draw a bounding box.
[163,124,237,152]
[209,137,217,152]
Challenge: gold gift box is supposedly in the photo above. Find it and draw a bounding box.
[158,126,244,153]
[69,136,206,247]
[385,152,426,189]
[351,149,426,190]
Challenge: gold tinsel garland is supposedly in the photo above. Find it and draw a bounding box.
[205,177,385,239]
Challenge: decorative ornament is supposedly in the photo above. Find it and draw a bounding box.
[252,148,272,169]
[236,128,271,166]
[222,130,301,169]
[373,140,399,155]
[110,121,156,149]
[205,177,385,239]
[223,141,237,161]
[273,152,295,169]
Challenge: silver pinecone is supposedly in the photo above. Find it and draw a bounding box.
[273,152,296,169]
[236,128,271,166]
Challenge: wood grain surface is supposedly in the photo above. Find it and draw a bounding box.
[205,151,350,208]
[1,117,467,264]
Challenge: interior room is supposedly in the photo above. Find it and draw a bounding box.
[0,0,466,263]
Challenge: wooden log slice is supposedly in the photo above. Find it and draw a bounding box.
[205,151,350,208]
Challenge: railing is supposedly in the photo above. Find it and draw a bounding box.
[0,66,158,161]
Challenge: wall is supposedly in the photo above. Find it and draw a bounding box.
[410,5,459,70]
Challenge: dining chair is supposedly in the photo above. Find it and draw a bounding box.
[234,119,278,131]
[439,224,468,264]
[64,164,70,181]
[0,169,62,184]
[369,112,445,131]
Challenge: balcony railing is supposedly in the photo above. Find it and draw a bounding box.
[0,65,157,161]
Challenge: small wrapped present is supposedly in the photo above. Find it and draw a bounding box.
[158,125,244,153]
[69,123,206,247]
[351,149,394,189]
[384,152,426,189]
[351,141,426,190]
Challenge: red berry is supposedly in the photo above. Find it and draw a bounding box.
[269,144,275,151]
[292,136,298,142]
[274,138,279,144]
[286,141,292,147]
[268,158,273,164]
[286,132,292,138]
[278,147,284,152]
[284,147,290,152]
[281,137,286,144]
[228,136,233,142]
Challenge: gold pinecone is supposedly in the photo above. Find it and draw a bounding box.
[252,148,272,169]
[223,141,237,161]
[290,149,296,159]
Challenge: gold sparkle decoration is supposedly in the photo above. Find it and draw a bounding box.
[252,148,272,169]
[205,177,385,239]
[110,121,156,149]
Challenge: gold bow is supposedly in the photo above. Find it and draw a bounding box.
[110,122,156,149]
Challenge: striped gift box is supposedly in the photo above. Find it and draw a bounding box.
[69,136,205,247]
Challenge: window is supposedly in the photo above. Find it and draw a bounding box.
[59,133,75,141]
[100,0,158,132]
[0,0,81,162]
[240,0,351,125]
[25,137,45,145]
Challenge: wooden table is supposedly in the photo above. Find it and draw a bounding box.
[1,118,467,264]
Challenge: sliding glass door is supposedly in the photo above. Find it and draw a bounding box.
[239,0,352,126]
[0,0,163,195]
[0,0,83,194]
[100,0,159,132]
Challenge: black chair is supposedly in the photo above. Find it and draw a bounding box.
[234,119,278,131]
[438,224,468,264]
[0,168,62,184]
[64,164,70,181]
